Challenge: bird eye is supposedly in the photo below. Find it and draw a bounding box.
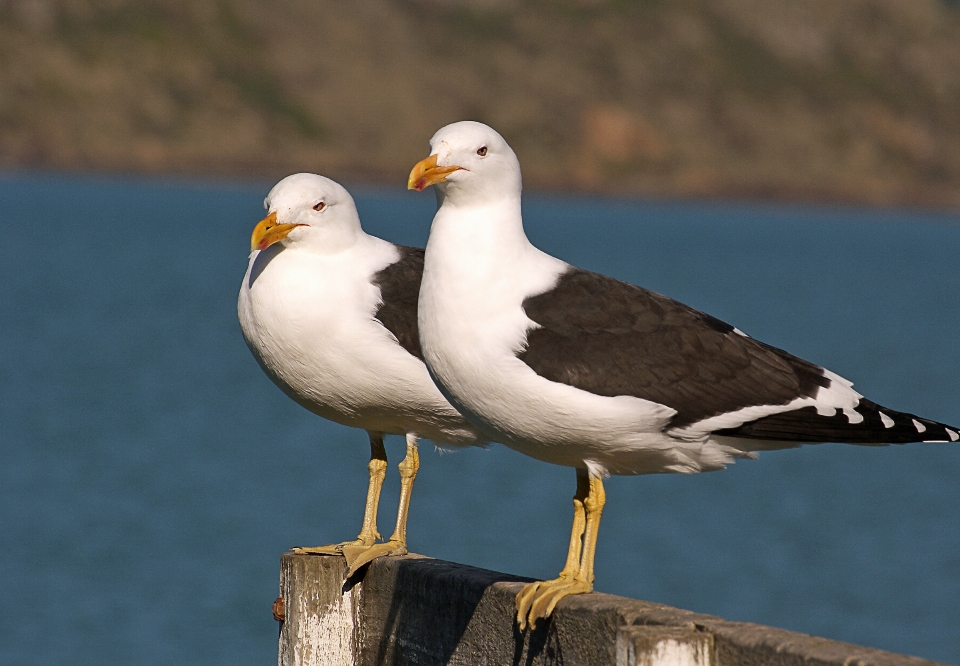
[477,146,487,156]
[313,202,326,211]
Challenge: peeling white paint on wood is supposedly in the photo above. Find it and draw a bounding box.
[617,627,713,666]
[643,638,711,666]
[292,586,358,666]
[278,555,360,666]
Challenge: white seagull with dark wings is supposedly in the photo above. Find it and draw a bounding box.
[238,173,484,576]
[408,121,960,629]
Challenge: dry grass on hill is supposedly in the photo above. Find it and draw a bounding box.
[1,0,959,206]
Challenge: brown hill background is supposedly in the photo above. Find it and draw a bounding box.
[2,0,959,206]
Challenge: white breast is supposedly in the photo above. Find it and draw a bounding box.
[238,236,480,446]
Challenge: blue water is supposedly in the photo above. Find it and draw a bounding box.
[2,172,958,665]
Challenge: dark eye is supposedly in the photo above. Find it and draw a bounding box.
[313,202,326,211]
[477,146,487,156]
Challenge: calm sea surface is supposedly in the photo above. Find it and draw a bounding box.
[2,172,958,665]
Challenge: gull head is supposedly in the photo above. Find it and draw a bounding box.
[408,121,521,206]
[250,173,362,253]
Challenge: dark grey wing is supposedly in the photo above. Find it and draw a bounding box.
[372,245,424,361]
[520,268,960,444]
[519,267,829,430]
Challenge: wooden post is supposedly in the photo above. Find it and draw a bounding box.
[278,552,359,666]
[275,552,947,666]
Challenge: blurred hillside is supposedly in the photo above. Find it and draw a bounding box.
[2,0,960,206]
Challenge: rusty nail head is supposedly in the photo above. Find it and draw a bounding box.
[272,597,285,622]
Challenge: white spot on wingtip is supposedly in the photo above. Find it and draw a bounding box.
[842,407,864,424]
[822,368,856,389]
[947,429,959,442]
[879,412,895,428]
[733,328,749,337]
[912,419,926,433]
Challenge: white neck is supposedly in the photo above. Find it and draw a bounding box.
[420,191,566,355]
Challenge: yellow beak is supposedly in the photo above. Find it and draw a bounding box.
[407,154,463,191]
[250,211,304,252]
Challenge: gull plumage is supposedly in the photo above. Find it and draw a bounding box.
[408,121,960,629]
[238,173,484,575]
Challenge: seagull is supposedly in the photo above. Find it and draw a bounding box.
[407,121,960,629]
[238,173,485,576]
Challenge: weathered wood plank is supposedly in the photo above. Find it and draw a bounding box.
[276,552,948,666]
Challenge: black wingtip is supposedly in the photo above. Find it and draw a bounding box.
[718,398,960,445]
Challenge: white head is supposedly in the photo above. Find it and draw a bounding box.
[250,173,363,254]
[408,121,522,207]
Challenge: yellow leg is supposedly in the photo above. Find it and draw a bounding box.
[517,468,606,630]
[516,469,588,625]
[343,433,420,577]
[294,433,388,555]
[389,432,421,545]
